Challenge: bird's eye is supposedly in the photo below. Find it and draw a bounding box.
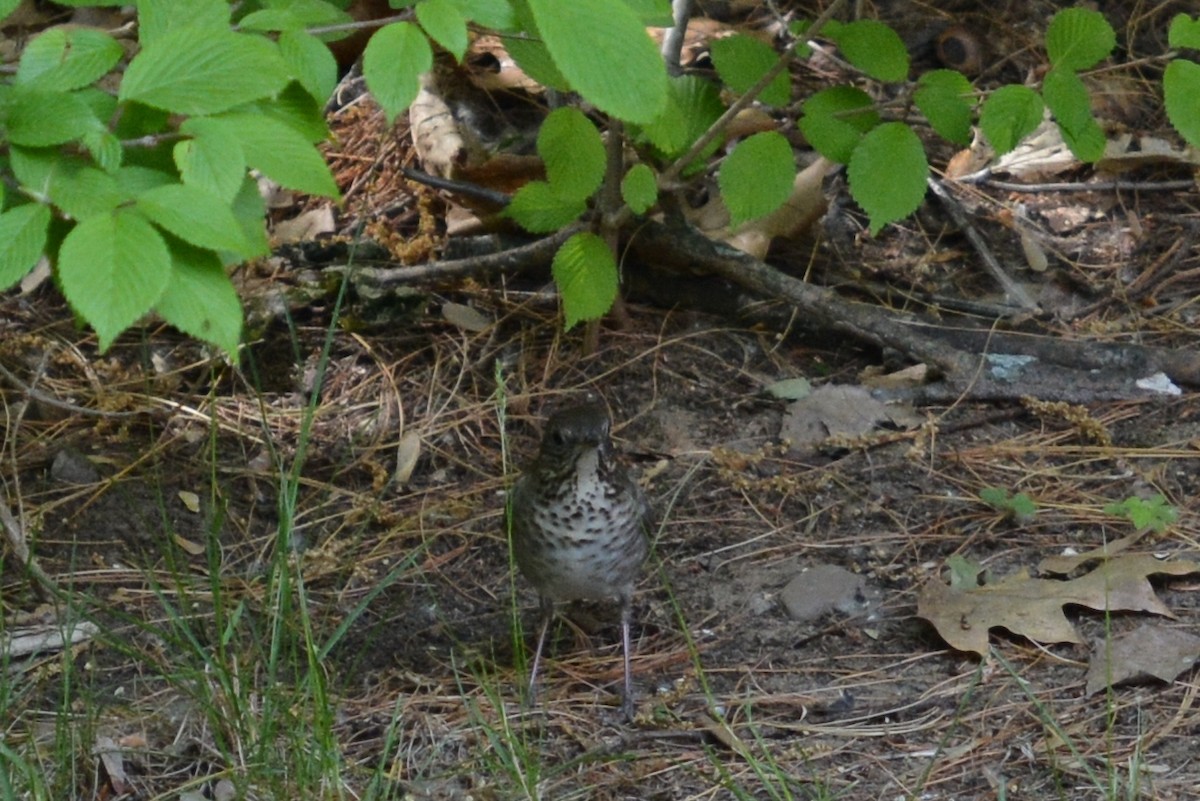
[549,429,567,446]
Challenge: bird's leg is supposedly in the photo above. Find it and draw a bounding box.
[527,595,555,703]
[620,591,636,721]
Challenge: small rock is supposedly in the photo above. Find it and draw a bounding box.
[780,563,882,623]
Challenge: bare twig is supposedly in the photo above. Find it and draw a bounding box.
[926,177,1040,313]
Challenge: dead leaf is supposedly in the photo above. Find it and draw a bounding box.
[1085,624,1200,695]
[394,431,422,487]
[172,534,206,556]
[780,384,921,451]
[272,206,336,245]
[1037,531,1147,576]
[94,736,128,795]
[178,490,201,513]
[918,554,1200,656]
[441,302,491,332]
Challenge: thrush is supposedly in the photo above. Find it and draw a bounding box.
[509,401,650,719]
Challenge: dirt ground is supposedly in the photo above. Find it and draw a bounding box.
[5,1,1200,799]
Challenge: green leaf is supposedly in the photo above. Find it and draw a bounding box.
[156,242,243,359]
[83,129,124,173]
[551,232,618,329]
[137,183,252,254]
[1042,68,1104,162]
[505,34,571,91]
[914,69,973,144]
[1168,14,1200,50]
[637,75,724,162]
[798,86,879,163]
[176,117,248,203]
[847,122,928,235]
[210,112,339,197]
[417,0,468,61]
[9,146,58,197]
[17,27,123,91]
[253,83,331,143]
[1045,8,1115,70]
[465,0,518,31]
[527,0,667,124]
[979,84,1044,155]
[138,0,230,47]
[620,163,657,214]
[230,175,271,258]
[279,29,338,103]
[5,87,99,146]
[829,20,909,82]
[1165,59,1200,149]
[57,209,172,351]
[0,0,22,22]
[121,29,290,116]
[362,22,433,124]
[538,107,605,201]
[504,181,587,233]
[710,34,790,107]
[49,163,123,220]
[238,0,350,32]
[718,131,795,227]
[0,204,51,291]
[621,0,673,26]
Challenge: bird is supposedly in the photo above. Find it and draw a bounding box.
[509,401,650,720]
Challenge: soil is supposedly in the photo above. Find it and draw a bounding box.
[4,1,1200,799]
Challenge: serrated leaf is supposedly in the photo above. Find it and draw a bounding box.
[505,34,571,91]
[49,163,122,220]
[539,107,604,201]
[551,232,618,329]
[238,0,349,32]
[156,242,243,359]
[621,163,657,214]
[137,184,252,254]
[914,69,973,144]
[176,118,247,203]
[362,22,433,123]
[230,175,270,258]
[527,0,667,124]
[830,20,909,82]
[718,131,795,227]
[9,146,58,197]
[83,129,123,173]
[417,0,468,61]
[798,86,879,163]
[254,83,331,143]
[979,84,1044,155]
[1165,59,1200,149]
[1045,7,1115,70]
[279,29,338,103]
[6,88,99,146]
[210,112,338,197]
[638,75,724,161]
[504,181,587,233]
[57,209,172,350]
[17,27,123,91]
[847,122,928,235]
[138,0,229,47]
[1042,67,1105,162]
[710,34,790,107]
[466,0,518,31]
[0,204,51,290]
[120,29,290,116]
[1168,13,1200,50]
